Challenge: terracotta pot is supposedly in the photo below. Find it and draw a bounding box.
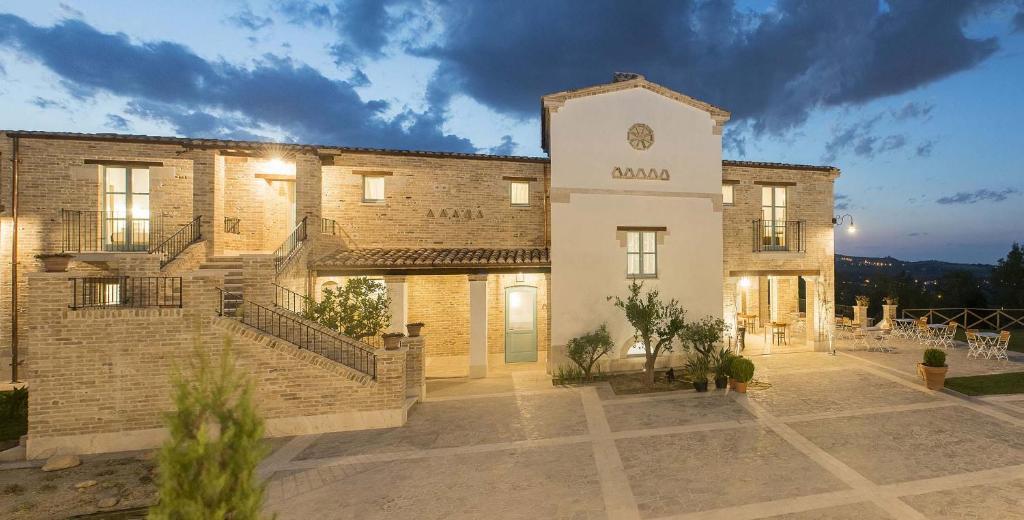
[39,256,72,272]
[728,377,736,390]
[919,364,948,391]
[382,334,404,350]
[733,381,748,393]
[406,323,425,337]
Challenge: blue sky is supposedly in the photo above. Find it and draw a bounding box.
[1,1,1022,264]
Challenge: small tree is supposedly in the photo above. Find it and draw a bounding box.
[305,277,391,339]
[608,281,687,387]
[150,339,267,520]
[565,324,614,380]
[682,315,727,358]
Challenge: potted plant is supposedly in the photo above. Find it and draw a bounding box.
[406,322,425,337]
[382,332,404,350]
[712,347,735,390]
[919,348,948,390]
[729,357,755,393]
[35,253,73,272]
[684,354,710,392]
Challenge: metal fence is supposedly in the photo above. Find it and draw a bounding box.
[274,217,307,273]
[219,289,377,378]
[61,210,164,252]
[69,276,183,309]
[224,217,241,235]
[901,308,1024,331]
[151,216,202,267]
[752,219,805,253]
[320,217,338,236]
[272,283,384,350]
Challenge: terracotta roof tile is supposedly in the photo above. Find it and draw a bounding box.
[315,247,550,270]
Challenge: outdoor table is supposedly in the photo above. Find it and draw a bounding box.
[976,332,1000,358]
[927,324,946,330]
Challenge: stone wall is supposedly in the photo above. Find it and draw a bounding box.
[221,156,294,253]
[23,272,411,458]
[321,152,548,249]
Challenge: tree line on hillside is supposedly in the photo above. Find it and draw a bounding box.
[837,243,1024,317]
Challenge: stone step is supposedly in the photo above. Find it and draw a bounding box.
[199,263,242,270]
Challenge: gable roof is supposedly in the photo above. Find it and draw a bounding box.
[540,73,731,152]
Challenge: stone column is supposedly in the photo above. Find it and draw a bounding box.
[880,305,897,330]
[854,305,868,329]
[240,254,275,307]
[468,274,488,379]
[384,275,408,335]
[294,153,322,224]
[187,150,224,257]
[803,275,834,351]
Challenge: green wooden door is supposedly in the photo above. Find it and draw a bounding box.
[505,286,538,363]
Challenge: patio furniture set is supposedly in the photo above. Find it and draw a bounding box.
[889,317,1011,361]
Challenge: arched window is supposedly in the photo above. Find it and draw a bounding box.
[626,341,646,357]
[320,280,339,297]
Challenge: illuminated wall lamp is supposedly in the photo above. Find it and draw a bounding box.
[832,213,856,234]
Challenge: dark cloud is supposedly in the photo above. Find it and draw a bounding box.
[488,135,517,156]
[58,2,84,19]
[226,4,274,31]
[30,97,66,110]
[907,231,929,237]
[722,125,748,157]
[1013,9,1024,31]
[835,193,852,211]
[392,0,1008,136]
[0,15,474,152]
[916,139,936,157]
[275,1,333,28]
[891,101,934,120]
[104,114,131,131]
[936,188,1020,205]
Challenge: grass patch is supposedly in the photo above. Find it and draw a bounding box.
[945,372,1024,396]
[605,369,693,395]
[1,387,28,444]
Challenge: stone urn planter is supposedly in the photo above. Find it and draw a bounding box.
[406,322,425,337]
[382,333,405,350]
[36,253,73,272]
[879,304,897,330]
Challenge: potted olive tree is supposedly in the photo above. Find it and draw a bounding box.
[919,348,948,390]
[729,357,755,393]
[35,253,73,272]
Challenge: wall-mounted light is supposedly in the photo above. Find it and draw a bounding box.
[832,213,856,234]
[254,157,296,176]
[739,277,751,288]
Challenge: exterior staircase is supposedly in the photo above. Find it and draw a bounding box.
[200,255,243,315]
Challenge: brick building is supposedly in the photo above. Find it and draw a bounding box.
[0,74,839,457]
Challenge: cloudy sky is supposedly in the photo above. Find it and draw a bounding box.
[1,0,1022,263]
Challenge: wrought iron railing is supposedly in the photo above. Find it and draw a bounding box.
[224,217,241,235]
[320,217,338,236]
[218,289,377,378]
[61,210,164,253]
[70,276,182,309]
[753,220,805,252]
[274,217,307,273]
[272,283,384,350]
[151,216,202,268]
[901,308,1024,331]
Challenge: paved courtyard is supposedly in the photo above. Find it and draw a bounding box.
[258,350,1024,519]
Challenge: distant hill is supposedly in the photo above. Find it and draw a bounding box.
[835,254,993,283]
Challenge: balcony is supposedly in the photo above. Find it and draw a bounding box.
[61,210,164,253]
[753,220,805,253]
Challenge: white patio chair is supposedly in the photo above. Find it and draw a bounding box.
[867,330,894,352]
[936,323,958,350]
[990,331,1011,362]
[965,329,984,359]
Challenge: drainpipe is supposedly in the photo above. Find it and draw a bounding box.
[9,136,19,383]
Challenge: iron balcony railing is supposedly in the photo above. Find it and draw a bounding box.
[320,217,338,236]
[70,276,183,309]
[902,308,1024,331]
[274,217,307,273]
[753,220,805,253]
[151,216,202,268]
[218,289,377,378]
[224,217,241,235]
[61,210,164,253]
[272,284,384,350]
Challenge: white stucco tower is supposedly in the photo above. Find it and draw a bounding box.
[543,73,731,369]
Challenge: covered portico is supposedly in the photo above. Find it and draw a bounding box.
[312,247,551,379]
[724,268,834,353]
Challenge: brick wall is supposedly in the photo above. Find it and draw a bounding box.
[408,275,470,358]
[321,153,548,249]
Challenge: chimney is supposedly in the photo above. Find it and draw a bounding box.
[612,72,644,83]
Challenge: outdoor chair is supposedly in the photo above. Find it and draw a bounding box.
[936,322,958,350]
[914,318,933,345]
[966,329,984,359]
[991,331,1011,362]
[867,330,894,352]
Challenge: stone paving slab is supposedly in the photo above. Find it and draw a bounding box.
[899,476,1024,519]
[602,393,754,432]
[268,442,606,520]
[762,501,894,519]
[615,427,849,518]
[790,405,1024,485]
[748,366,940,417]
[295,392,587,460]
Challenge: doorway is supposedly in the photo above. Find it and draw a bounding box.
[504,285,537,363]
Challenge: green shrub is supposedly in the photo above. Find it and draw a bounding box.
[683,354,711,383]
[304,277,391,339]
[729,357,755,383]
[923,348,947,368]
[565,324,615,380]
[0,387,28,419]
[553,364,584,384]
[712,348,736,379]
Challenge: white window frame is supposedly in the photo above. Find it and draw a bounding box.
[510,181,530,207]
[362,175,385,203]
[722,184,734,206]
[626,230,658,278]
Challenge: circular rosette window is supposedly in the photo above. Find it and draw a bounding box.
[627,123,654,151]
